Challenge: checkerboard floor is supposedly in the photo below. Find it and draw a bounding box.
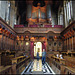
[21,59,55,75]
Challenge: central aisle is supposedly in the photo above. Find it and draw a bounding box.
[21,59,55,74]
[33,59,42,71]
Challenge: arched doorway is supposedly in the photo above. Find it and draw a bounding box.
[34,42,42,57]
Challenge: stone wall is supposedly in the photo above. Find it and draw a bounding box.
[0,1,17,28]
[72,1,75,20]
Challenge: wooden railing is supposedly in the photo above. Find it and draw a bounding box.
[51,56,65,65]
[12,56,26,64]
[0,66,12,74]
[16,56,30,74]
[61,52,75,57]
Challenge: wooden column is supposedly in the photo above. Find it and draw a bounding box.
[6,36,8,50]
[1,34,3,50]
[3,34,5,50]
[5,36,6,50]
[63,40,64,50]
[0,53,1,66]
[18,40,20,50]
[66,39,67,50]
[68,38,69,50]
[6,32,10,50]
[12,39,14,50]
[69,37,71,51]
[62,40,64,51]
[8,38,10,50]
[11,63,16,74]
[69,38,71,50]
[16,41,18,51]
[0,27,3,50]
[10,39,12,50]
[11,39,13,50]
[24,41,25,50]
[10,38,11,50]
[64,39,65,51]
[64,39,66,51]
[4,35,6,50]
[15,41,17,50]
[0,34,2,50]
[17,41,19,50]
[70,37,72,51]
[9,38,11,50]
[73,35,75,51]
[10,38,12,50]
[67,38,68,50]
[4,35,7,50]
[14,40,16,50]
[13,39,14,50]
[13,39,15,50]
[7,37,9,50]
[72,36,73,51]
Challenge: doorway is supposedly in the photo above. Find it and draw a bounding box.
[34,42,42,57]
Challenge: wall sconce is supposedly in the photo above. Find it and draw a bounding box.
[54,36,57,39]
[26,42,29,46]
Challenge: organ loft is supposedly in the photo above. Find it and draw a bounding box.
[0,0,75,75]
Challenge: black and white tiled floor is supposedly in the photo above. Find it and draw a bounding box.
[21,59,55,75]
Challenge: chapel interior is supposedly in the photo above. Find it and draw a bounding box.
[0,0,75,74]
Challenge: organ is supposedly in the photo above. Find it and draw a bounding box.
[26,1,52,25]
